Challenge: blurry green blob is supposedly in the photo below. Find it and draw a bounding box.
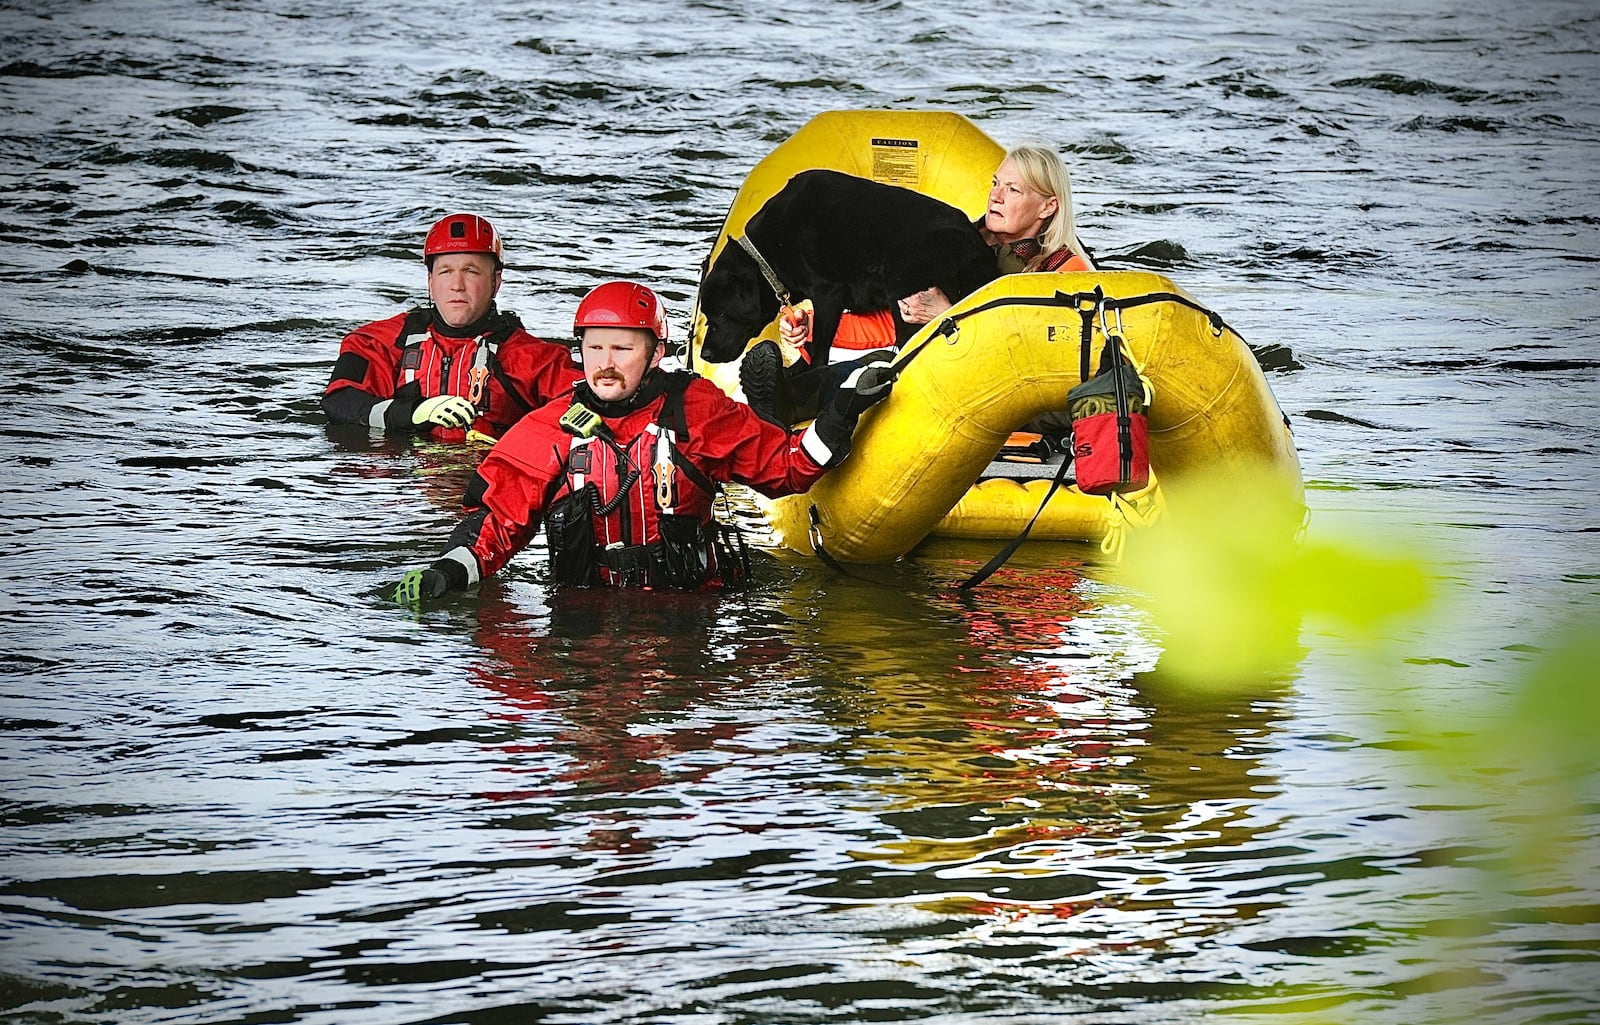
[1123,469,1599,881]
[1418,613,1600,881]
[1119,472,1433,689]
[1510,618,1600,764]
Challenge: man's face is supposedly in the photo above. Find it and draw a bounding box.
[428,252,501,328]
[581,326,661,403]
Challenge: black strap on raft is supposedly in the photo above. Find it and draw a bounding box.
[900,286,1243,372]
[844,287,1248,590]
[953,287,1133,591]
[957,445,1076,591]
[1109,334,1135,485]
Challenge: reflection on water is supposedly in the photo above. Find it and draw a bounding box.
[2,0,1598,1020]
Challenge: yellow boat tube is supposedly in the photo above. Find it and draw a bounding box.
[765,271,1300,562]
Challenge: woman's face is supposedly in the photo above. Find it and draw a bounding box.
[984,157,1059,243]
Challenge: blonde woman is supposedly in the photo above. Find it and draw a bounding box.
[897,144,1095,326]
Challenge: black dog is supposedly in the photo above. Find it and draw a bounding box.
[697,169,998,366]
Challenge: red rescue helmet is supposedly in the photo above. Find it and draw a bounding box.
[572,281,669,343]
[424,213,503,267]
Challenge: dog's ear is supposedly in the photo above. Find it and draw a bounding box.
[698,248,775,363]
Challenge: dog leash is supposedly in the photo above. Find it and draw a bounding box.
[733,234,794,309]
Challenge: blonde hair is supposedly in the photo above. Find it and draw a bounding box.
[1005,145,1094,271]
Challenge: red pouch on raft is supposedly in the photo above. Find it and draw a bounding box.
[1068,336,1150,496]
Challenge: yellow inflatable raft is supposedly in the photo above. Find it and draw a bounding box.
[689,110,1302,564]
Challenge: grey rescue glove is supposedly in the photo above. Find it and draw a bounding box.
[835,361,895,416]
[802,361,896,467]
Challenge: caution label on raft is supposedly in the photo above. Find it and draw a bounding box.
[870,137,920,187]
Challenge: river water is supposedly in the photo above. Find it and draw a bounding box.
[2,1,1597,1023]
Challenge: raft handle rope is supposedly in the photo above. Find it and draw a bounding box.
[895,286,1240,393]
[1099,488,1164,563]
[932,287,1241,348]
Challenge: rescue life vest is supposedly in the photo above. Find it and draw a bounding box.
[1040,248,1091,272]
[544,373,750,589]
[394,307,531,419]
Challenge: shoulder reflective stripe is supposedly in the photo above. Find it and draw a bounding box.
[368,399,392,429]
[568,435,593,489]
[440,546,481,588]
[399,331,428,386]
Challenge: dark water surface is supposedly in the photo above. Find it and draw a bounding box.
[2,1,1597,1022]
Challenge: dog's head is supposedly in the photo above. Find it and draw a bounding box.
[697,244,781,364]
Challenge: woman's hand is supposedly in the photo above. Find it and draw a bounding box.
[897,286,952,325]
[779,301,813,346]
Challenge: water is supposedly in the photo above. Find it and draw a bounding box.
[2,0,1598,1022]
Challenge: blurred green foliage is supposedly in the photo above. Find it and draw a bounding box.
[1120,475,1433,688]
[1121,473,1598,885]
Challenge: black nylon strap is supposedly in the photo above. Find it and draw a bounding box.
[939,287,1241,346]
[1079,287,1100,383]
[398,306,432,344]
[660,382,719,498]
[1108,335,1133,482]
[481,312,536,411]
[957,445,1077,591]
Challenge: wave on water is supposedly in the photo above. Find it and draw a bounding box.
[1332,72,1499,104]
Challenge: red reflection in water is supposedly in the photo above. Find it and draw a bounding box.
[465,588,799,817]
